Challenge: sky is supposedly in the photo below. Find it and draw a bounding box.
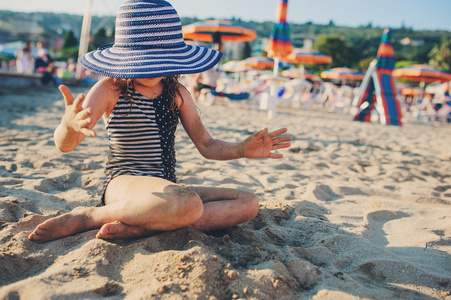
[0,0,450,32]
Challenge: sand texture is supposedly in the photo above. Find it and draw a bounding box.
[0,86,450,299]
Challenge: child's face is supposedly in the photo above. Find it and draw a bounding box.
[134,77,164,87]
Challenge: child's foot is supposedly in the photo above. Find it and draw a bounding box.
[96,221,155,240]
[28,207,97,243]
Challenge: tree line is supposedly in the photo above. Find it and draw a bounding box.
[1,11,450,73]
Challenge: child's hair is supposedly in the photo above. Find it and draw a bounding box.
[113,75,183,126]
[114,75,182,104]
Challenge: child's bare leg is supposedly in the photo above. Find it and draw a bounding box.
[98,186,260,238]
[27,206,106,243]
[28,176,203,243]
[189,187,259,231]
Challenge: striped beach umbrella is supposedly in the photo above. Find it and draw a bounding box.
[376,28,395,70]
[265,0,293,61]
[353,28,403,126]
[393,64,451,83]
[182,20,256,51]
[264,0,293,119]
[285,49,332,65]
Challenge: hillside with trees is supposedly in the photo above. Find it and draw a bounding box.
[1,10,450,73]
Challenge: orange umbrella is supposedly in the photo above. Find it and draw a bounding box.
[239,56,280,70]
[281,68,321,82]
[393,64,451,83]
[182,20,256,52]
[182,20,256,42]
[321,67,365,81]
[393,64,451,103]
[397,83,421,96]
[285,48,332,64]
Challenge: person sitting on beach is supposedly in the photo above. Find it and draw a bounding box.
[28,0,291,243]
[190,67,219,102]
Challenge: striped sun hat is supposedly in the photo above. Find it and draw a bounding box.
[79,0,223,78]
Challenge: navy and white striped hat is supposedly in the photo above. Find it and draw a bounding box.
[79,0,223,78]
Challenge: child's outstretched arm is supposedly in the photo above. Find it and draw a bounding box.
[242,127,291,159]
[54,78,118,153]
[54,85,95,152]
[178,86,292,160]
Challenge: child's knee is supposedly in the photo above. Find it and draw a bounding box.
[237,192,259,221]
[167,185,204,225]
[247,193,260,219]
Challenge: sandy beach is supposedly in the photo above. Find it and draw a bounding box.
[0,85,450,299]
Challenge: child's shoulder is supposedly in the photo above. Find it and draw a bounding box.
[86,77,121,108]
[175,82,195,107]
[177,82,194,98]
[90,77,121,96]
[96,77,117,88]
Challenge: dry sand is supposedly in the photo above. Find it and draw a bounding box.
[0,85,450,299]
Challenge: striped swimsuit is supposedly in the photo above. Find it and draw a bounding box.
[103,87,179,200]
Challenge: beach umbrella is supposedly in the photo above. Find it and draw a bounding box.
[375,29,396,71]
[352,28,403,126]
[182,20,256,52]
[0,41,38,59]
[281,68,321,82]
[284,48,332,81]
[285,49,332,65]
[393,64,451,104]
[222,60,250,83]
[392,64,451,83]
[321,67,365,82]
[239,56,280,70]
[400,86,421,97]
[222,60,249,73]
[397,83,421,96]
[264,0,293,119]
[265,0,294,73]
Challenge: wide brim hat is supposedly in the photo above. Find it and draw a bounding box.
[79,0,223,78]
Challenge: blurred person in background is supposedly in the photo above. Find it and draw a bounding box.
[35,41,50,72]
[14,41,34,74]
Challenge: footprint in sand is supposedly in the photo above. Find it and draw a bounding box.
[306,184,341,202]
[357,260,448,292]
[362,210,409,246]
[0,198,29,226]
[34,171,80,193]
[72,160,102,171]
[433,185,451,198]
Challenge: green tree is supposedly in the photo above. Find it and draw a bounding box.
[60,47,79,61]
[60,30,79,61]
[429,39,451,72]
[313,34,360,69]
[91,27,110,50]
[359,56,375,71]
[63,30,78,49]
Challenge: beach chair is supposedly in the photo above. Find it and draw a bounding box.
[200,80,254,108]
[282,78,313,108]
[435,103,451,123]
[319,83,337,109]
[331,85,355,114]
[410,96,437,125]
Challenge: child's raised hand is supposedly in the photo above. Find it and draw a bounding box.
[243,128,292,159]
[59,85,96,137]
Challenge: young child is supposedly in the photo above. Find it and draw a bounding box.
[28,0,291,243]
